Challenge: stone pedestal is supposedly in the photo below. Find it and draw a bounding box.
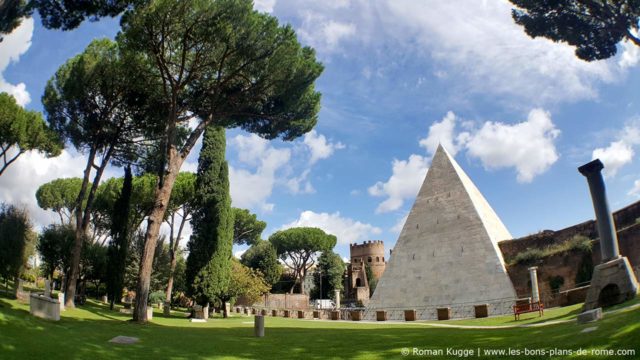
[577,308,602,324]
[194,305,208,320]
[350,310,362,321]
[101,295,108,304]
[376,310,387,321]
[30,294,60,321]
[330,310,340,320]
[404,309,416,321]
[437,307,451,320]
[58,293,65,312]
[44,280,51,298]
[474,304,489,318]
[583,257,639,311]
[254,315,265,337]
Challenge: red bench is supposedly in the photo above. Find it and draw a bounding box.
[513,301,543,320]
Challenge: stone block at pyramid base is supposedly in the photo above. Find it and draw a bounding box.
[365,145,516,321]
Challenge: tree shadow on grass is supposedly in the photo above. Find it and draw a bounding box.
[1,298,639,360]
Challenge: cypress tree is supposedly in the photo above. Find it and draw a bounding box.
[106,165,132,310]
[185,126,233,311]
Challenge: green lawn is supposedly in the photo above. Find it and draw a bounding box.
[1,297,639,359]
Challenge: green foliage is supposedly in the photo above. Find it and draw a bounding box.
[549,275,565,294]
[312,251,344,299]
[124,231,172,292]
[43,38,150,165]
[365,263,377,297]
[509,235,593,266]
[233,208,266,246]
[0,204,36,283]
[37,224,75,280]
[36,177,83,225]
[0,0,134,40]
[0,92,62,176]
[149,291,166,305]
[220,260,270,308]
[186,126,234,305]
[510,0,640,61]
[240,240,282,288]
[575,253,594,285]
[269,227,336,294]
[107,166,132,308]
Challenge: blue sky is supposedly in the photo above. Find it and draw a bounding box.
[2,1,640,261]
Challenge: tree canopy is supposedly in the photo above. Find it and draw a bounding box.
[269,227,336,294]
[0,204,36,284]
[120,0,322,323]
[35,178,83,225]
[43,37,152,308]
[313,251,344,300]
[510,0,640,61]
[240,239,282,288]
[37,224,75,281]
[233,208,266,246]
[0,92,62,176]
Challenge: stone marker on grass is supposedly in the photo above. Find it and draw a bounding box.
[109,336,139,345]
[254,315,265,337]
[577,308,602,324]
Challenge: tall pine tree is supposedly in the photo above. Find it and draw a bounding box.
[106,166,132,310]
[185,126,233,312]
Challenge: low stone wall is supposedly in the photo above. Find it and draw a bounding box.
[240,293,310,310]
[30,294,60,321]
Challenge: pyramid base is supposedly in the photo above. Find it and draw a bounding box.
[582,257,639,311]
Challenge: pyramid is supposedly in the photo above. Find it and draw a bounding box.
[365,145,516,319]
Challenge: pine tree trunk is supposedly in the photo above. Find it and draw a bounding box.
[133,155,182,323]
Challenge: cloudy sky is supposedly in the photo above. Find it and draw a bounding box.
[2,0,640,260]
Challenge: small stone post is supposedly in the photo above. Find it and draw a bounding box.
[578,159,620,262]
[44,280,51,297]
[528,267,540,303]
[254,315,265,337]
[334,289,340,309]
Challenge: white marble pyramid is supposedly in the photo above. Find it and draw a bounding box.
[365,145,516,319]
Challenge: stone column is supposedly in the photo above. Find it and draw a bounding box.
[334,289,341,309]
[578,159,620,262]
[528,267,540,303]
[254,315,265,337]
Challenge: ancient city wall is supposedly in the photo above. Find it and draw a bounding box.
[499,200,640,306]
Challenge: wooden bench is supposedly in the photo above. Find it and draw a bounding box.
[513,301,543,320]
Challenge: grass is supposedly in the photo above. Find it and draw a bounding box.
[507,235,593,266]
[426,303,583,326]
[1,297,639,360]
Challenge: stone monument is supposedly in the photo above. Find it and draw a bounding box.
[578,159,639,310]
[365,145,516,320]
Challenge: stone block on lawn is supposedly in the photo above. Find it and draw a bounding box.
[437,307,451,321]
[330,310,340,320]
[474,304,489,318]
[577,308,602,324]
[404,309,416,321]
[376,310,387,321]
[109,336,139,345]
[29,294,60,321]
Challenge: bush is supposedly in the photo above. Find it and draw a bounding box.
[508,235,593,265]
[149,291,166,304]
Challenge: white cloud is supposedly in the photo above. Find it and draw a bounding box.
[303,129,345,164]
[593,141,634,177]
[278,0,622,104]
[591,122,640,177]
[465,108,560,183]
[228,134,291,212]
[286,169,315,194]
[368,154,429,213]
[370,109,560,212]
[0,149,97,229]
[282,210,382,245]
[234,249,248,259]
[419,111,469,156]
[0,17,34,106]
[390,214,408,233]
[254,0,276,13]
[619,30,640,69]
[297,11,356,55]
